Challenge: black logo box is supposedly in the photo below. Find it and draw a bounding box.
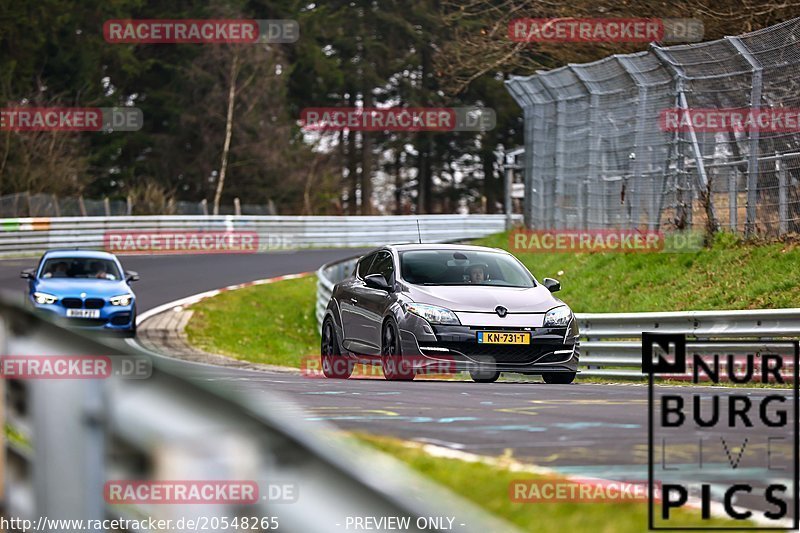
[643,333,799,531]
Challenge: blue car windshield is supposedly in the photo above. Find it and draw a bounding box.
[40,257,121,280]
[399,250,535,288]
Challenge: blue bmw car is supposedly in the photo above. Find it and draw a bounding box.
[21,250,139,337]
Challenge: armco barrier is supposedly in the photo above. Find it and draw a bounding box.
[0,214,520,256]
[316,256,800,379]
[1,298,516,532]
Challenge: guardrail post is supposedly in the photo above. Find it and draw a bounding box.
[31,379,105,521]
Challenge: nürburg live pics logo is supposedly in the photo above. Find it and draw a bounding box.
[643,332,799,530]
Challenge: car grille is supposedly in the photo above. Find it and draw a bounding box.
[61,298,105,309]
[85,298,105,309]
[61,298,83,309]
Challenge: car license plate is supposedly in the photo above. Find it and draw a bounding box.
[477,331,530,345]
[66,309,100,319]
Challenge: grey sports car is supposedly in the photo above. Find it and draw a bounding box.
[320,244,579,383]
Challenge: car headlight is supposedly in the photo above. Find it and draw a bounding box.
[110,294,133,306]
[33,292,57,305]
[407,303,461,325]
[544,305,572,327]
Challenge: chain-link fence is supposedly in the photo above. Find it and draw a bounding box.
[0,192,278,218]
[506,18,800,236]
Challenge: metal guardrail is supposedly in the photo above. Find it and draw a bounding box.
[315,256,800,379]
[1,299,516,532]
[0,214,520,256]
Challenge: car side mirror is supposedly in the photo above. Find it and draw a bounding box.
[20,269,34,279]
[125,271,140,282]
[364,273,391,291]
[543,277,561,292]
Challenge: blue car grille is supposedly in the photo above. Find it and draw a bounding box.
[61,297,105,309]
[85,298,105,309]
[62,298,82,309]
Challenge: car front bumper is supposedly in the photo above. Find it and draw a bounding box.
[397,314,579,375]
[31,300,136,333]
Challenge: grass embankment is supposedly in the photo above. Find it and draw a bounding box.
[186,276,318,367]
[473,231,800,312]
[354,433,751,532]
[186,232,800,366]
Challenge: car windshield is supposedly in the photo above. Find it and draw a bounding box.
[399,250,535,288]
[40,257,121,280]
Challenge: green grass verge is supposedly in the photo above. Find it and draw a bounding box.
[184,232,800,375]
[185,275,318,367]
[353,433,752,532]
[473,231,800,312]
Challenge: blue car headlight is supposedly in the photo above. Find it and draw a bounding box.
[110,294,133,306]
[33,292,58,305]
[407,303,460,325]
[544,305,572,327]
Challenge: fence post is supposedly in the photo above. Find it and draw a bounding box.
[569,67,599,230]
[729,167,738,231]
[51,194,60,217]
[553,99,566,229]
[103,197,110,216]
[200,198,208,216]
[778,156,788,235]
[728,37,763,237]
[503,150,518,230]
[126,195,133,215]
[234,197,241,216]
[79,195,87,217]
[652,45,716,232]
[536,76,563,230]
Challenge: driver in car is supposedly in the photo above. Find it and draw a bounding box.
[466,263,488,284]
[91,261,114,280]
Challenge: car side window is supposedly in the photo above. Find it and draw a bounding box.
[357,253,377,279]
[368,251,394,284]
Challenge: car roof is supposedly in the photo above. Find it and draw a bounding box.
[41,249,119,260]
[384,243,510,254]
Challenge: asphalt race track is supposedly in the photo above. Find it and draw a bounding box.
[1,250,796,523]
[0,249,366,309]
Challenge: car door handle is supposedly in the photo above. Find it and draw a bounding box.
[350,297,358,303]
